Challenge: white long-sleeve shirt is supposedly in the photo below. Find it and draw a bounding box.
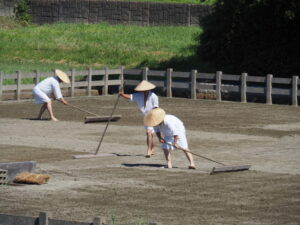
[130,91,159,115]
[35,76,63,99]
[154,114,186,138]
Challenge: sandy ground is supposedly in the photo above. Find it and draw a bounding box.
[0,96,300,225]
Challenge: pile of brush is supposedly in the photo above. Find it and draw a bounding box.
[14,172,50,185]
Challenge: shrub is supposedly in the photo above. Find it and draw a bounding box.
[14,0,31,24]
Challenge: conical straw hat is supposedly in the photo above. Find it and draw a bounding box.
[55,69,70,84]
[134,80,156,91]
[144,108,166,127]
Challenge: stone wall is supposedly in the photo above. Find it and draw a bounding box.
[0,0,18,16]
[29,0,212,26]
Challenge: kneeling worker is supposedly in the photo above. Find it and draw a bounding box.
[144,108,196,169]
[32,69,70,121]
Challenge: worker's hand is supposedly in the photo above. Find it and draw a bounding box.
[174,143,179,149]
[159,138,165,143]
[61,98,68,105]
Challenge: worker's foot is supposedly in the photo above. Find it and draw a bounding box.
[51,117,59,122]
[188,166,196,170]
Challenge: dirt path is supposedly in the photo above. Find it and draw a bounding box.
[0,96,300,225]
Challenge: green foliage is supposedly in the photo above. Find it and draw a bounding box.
[197,0,300,77]
[14,0,31,24]
[0,23,200,73]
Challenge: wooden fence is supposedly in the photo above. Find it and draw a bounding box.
[0,67,299,106]
[0,212,159,225]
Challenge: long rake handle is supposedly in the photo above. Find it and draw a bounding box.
[66,103,99,117]
[166,142,226,166]
[94,83,124,155]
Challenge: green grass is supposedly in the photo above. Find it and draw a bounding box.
[0,21,201,73]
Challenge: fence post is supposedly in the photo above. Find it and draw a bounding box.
[120,66,124,90]
[35,70,40,86]
[191,70,197,100]
[143,67,148,80]
[39,212,49,225]
[16,71,21,101]
[103,67,108,95]
[93,217,106,225]
[241,73,247,103]
[0,72,3,101]
[292,76,298,106]
[87,67,92,96]
[216,71,222,101]
[266,74,273,105]
[70,69,75,97]
[166,68,173,98]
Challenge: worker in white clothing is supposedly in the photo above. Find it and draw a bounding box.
[32,69,70,121]
[144,108,196,169]
[119,80,159,157]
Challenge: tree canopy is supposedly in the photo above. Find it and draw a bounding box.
[197,0,300,77]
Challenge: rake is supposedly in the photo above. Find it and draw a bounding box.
[167,143,251,174]
[72,83,124,159]
[66,103,121,123]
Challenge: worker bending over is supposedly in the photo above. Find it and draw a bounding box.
[144,108,196,169]
[120,80,159,157]
[32,69,70,121]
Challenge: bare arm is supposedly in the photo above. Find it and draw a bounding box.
[119,92,131,100]
[156,132,164,143]
[57,97,68,105]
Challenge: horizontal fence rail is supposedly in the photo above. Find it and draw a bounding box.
[0,212,159,225]
[0,67,299,106]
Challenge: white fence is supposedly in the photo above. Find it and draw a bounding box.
[0,67,299,106]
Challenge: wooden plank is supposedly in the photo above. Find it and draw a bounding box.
[272,77,292,84]
[216,71,222,101]
[125,80,139,86]
[92,69,106,75]
[247,86,265,94]
[166,68,172,97]
[172,82,189,89]
[247,76,266,83]
[266,74,273,105]
[241,73,247,103]
[222,74,241,81]
[292,76,298,106]
[172,71,190,78]
[90,81,105,86]
[74,81,88,87]
[272,88,291,95]
[222,85,239,92]
[197,73,215,80]
[87,68,92,96]
[84,115,122,123]
[149,80,164,88]
[16,71,21,101]
[19,84,35,90]
[191,70,197,100]
[123,69,142,75]
[142,67,148,80]
[148,70,165,77]
[107,69,122,74]
[210,165,251,174]
[197,83,215,91]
